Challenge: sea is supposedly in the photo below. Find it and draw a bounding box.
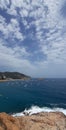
[0,78,66,116]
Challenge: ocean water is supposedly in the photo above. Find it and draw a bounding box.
[0,78,66,116]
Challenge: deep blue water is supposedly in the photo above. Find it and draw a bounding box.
[0,79,66,114]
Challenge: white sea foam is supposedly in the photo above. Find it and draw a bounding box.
[13,106,66,117]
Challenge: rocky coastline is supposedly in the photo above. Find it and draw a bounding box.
[0,112,66,130]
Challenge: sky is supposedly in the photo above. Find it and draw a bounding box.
[0,0,66,78]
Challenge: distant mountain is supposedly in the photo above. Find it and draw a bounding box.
[0,72,30,80]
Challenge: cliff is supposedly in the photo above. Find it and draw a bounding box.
[0,72,30,80]
[0,112,66,130]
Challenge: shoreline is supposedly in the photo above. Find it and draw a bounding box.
[12,106,66,117]
[0,78,30,82]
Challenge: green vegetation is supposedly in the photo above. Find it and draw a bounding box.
[0,72,30,80]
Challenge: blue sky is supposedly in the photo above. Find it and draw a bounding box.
[0,0,66,78]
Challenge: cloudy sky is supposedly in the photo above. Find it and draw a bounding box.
[0,0,66,78]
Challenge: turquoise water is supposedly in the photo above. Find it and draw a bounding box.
[0,79,66,114]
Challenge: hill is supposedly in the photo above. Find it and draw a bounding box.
[0,72,30,80]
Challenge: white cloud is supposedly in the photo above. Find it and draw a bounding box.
[0,16,24,41]
[0,0,10,9]
[0,0,66,77]
[0,40,36,75]
[0,38,66,78]
[0,39,30,58]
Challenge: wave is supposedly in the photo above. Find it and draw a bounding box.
[13,105,66,117]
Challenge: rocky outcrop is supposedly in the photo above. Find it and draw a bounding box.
[0,112,66,130]
[0,113,20,130]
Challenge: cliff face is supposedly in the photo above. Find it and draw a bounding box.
[0,112,66,130]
